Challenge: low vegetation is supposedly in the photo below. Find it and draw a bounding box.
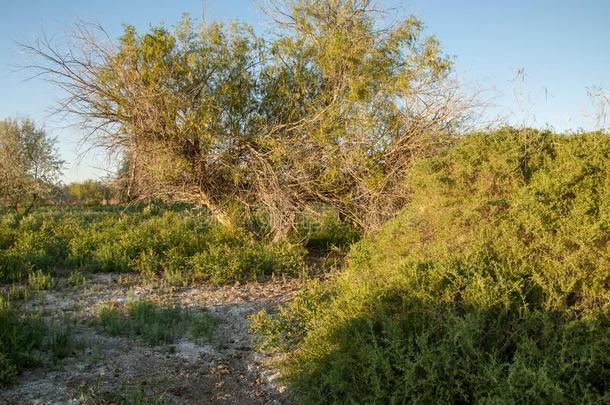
[96,298,216,345]
[0,204,306,285]
[0,294,77,386]
[252,128,610,404]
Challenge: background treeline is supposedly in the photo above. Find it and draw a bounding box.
[0,118,125,209]
[58,180,113,206]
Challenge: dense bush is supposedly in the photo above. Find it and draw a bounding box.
[253,128,610,404]
[0,205,305,284]
[31,0,463,238]
[294,208,361,250]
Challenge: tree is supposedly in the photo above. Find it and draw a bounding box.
[25,0,476,237]
[64,179,111,205]
[255,0,475,232]
[0,118,64,212]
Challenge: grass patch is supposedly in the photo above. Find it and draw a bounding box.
[77,381,168,405]
[191,312,217,343]
[96,298,217,345]
[4,284,30,301]
[66,270,87,287]
[0,294,78,386]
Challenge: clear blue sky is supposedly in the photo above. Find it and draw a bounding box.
[1,1,609,182]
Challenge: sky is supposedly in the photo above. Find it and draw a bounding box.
[1,0,609,182]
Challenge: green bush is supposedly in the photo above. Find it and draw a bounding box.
[28,269,54,290]
[190,226,305,284]
[295,208,361,250]
[251,279,331,352]
[255,128,610,404]
[0,296,43,385]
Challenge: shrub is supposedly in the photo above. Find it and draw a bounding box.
[191,313,217,343]
[0,297,42,386]
[255,129,610,404]
[251,279,331,352]
[189,226,305,284]
[66,270,87,287]
[295,208,362,250]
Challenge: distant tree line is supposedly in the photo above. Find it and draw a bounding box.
[59,180,114,205]
[0,117,125,209]
[24,0,476,237]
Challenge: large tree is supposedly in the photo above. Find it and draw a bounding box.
[0,118,63,212]
[25,0,475,236]
[255,0,474,232]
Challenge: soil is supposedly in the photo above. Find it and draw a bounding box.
[0,274,302,404]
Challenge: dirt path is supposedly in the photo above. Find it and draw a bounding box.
[1,274,301,404]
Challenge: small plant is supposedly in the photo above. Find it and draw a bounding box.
[162,248,192,287]
[191,312,217,343]
[45,318,81,364]
[6,284,29,301]
[28,269,54,290]
[130,249,161,279]
[67,270,87,287]
[0,352,18,385]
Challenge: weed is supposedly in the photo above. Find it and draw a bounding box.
[45,317,82,364]
[27,268,54,290]
[78,381,168,405]
[6,284,29,301]
[67,270,87,287]
[0,205,306,285]
[191,312,217,343]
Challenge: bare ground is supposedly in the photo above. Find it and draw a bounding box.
[0,274,302,404]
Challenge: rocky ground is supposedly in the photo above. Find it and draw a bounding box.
[1,274,302,404]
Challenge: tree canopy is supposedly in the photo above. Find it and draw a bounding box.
[26,0,474,236]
